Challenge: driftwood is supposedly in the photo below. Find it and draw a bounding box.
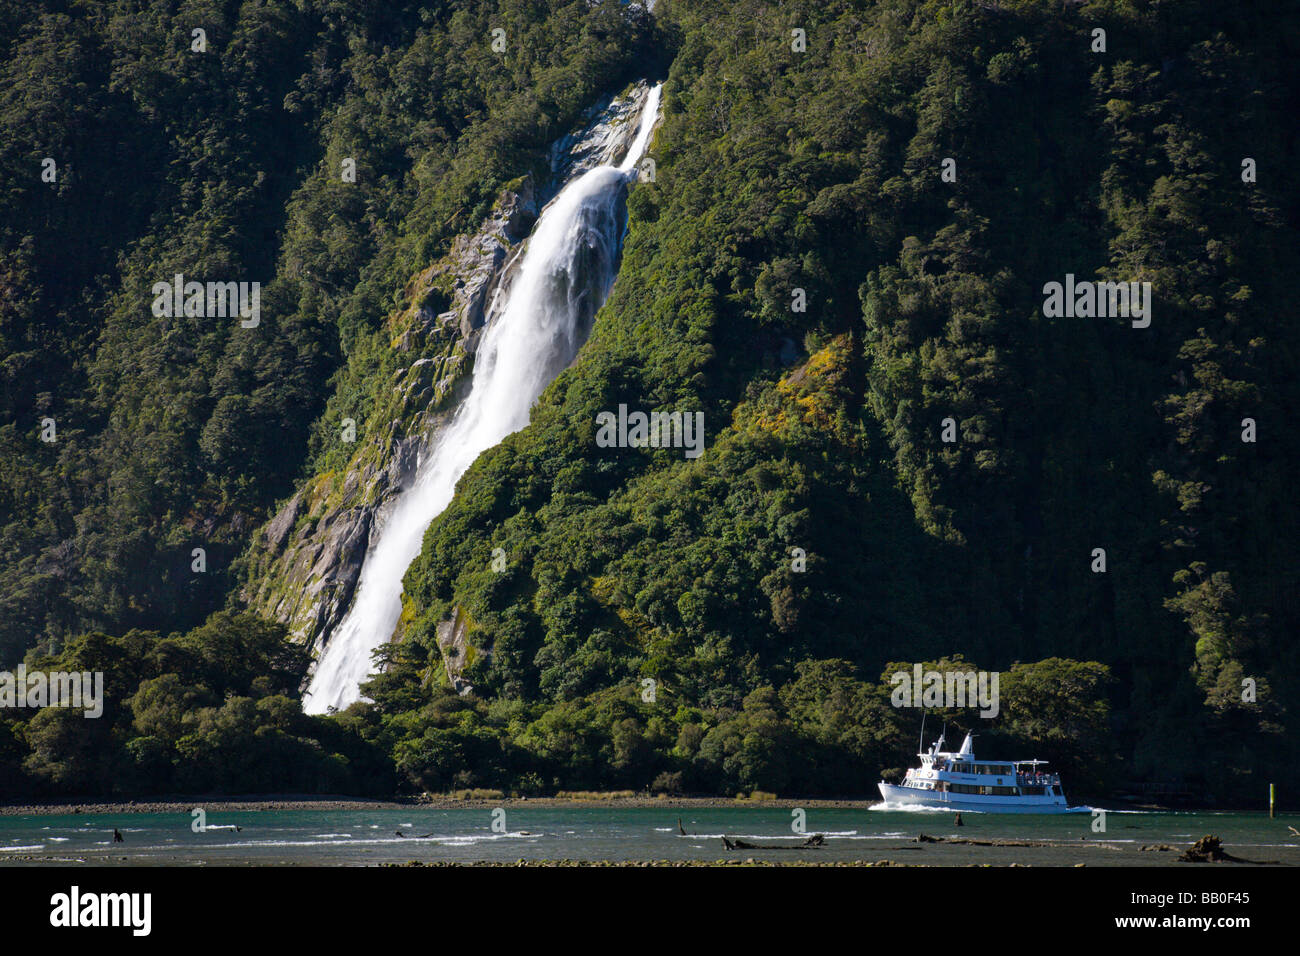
[914,833,1084,848]
[722,833,826,851]
[1178,834,1276,864]
[909,831,1279,862]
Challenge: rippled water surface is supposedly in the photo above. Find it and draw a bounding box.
[2,806,1296,866]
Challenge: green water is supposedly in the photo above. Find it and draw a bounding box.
[1,807,1296,866]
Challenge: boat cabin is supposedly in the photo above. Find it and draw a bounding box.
[899,733,1062,798]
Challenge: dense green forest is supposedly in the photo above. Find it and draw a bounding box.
[2,0,1297,804]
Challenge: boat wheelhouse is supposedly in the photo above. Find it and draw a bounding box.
[877,731,1073,813]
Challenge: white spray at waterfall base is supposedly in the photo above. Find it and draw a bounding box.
[303,84,662,714]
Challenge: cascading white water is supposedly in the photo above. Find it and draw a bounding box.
[303,84,662,714]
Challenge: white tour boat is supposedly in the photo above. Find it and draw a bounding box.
[877,731,1075,813]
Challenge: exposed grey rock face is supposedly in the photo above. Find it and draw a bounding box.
[298,508,371,642]
[263,492,303,551]
[547,81,653,196]
[435,610,475,696]
[244,82,655,657]
[431,175,538,342]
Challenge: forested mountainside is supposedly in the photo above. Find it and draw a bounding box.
[2,0,1297,803]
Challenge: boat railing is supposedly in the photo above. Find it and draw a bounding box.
[1016,773,1059,786]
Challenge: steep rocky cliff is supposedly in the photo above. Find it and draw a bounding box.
[241,82,656,657]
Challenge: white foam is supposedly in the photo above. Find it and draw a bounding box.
[304,83,664,714]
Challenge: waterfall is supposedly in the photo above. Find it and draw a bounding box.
[303,83,662,714]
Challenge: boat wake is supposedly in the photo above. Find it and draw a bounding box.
[869,802,975,814]
[873,800,1094,815]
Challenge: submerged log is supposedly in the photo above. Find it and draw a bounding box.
[722,834,827,851]
[914,834,1095,849]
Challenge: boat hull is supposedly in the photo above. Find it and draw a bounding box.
[877,782,1076,814]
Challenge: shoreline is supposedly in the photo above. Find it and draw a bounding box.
[0,795,879,816]
[0,794,1192,816]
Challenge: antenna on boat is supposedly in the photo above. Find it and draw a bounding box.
[918,711,926,754]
